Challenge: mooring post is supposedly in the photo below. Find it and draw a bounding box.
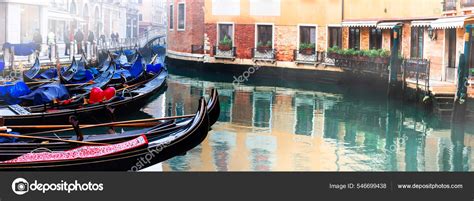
[452,25,471,123]
[388,25,401,98]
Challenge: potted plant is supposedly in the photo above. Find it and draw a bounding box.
[376,49,391,64]
[327,46,340,59]
[257,41,272,53]
[299,43,315,55]
[367,49,379,62]
[218,36,232,51]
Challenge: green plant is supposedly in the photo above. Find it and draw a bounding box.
[257,40,272,48]
[219,35,232,47]
[367,49,379,58]
[328,46,340,53]
[299,43,316,50]
[378,49,391,57]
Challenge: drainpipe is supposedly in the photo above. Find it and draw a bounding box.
[341,0,344,22]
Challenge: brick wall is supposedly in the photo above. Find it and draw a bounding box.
[275,25,297,61]
[167,0,204,53]
[401,23,411,58]
[234,24,255,59]
[360,27,370,50]
[205,23,217,56]
[317,27,327,51]
[382,29,391,50]
[342,27,349,49]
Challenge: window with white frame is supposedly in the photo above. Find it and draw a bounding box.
[169,4,174,30]
[299,25,316,52]
[256,24,273,49]
[177,3,185,31]
[217,23,234,50]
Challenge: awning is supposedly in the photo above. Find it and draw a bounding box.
[342,20,378,27]
[431,16,468,29]
[48,10,74,21]
[410,20,433,27]
[376,22,402,29]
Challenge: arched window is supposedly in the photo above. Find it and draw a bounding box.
[70,1,77,14]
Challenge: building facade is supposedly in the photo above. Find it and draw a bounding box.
[138,0,167,35]
[166,0,474,84]
[0,0,140,45]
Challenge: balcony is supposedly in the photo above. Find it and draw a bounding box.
[213,46,236,60]
[252,48,276,62]
[461,0,474,7]
[293,49,325,65]
[443,0,457,11]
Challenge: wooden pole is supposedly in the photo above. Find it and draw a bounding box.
[0,133,108,145]
[388,25,402,98]
[452,25,471,123]
[15,114,193,136]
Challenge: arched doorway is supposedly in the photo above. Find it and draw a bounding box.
[94,6,102,36]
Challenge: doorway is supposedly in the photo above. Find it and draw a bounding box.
[446,29,457,82]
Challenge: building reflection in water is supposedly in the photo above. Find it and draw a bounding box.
[157,75,473,171]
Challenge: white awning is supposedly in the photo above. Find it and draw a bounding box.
[410,20,433,27]
[342,20,378,27]
[430,16,468,29]
[376,22,402,29]
[48,11,74,21]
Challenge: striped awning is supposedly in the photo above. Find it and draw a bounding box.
[376,22,402,29]
[430,16,468,29]
[410,20,433,27]
[342,20,378,27]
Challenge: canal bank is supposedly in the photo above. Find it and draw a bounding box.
[166,55,474,119]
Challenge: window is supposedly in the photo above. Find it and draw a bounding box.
[410,27,424,58]
[299,26,316,50]
[447,29,456,68]
[256,24,273,48]
[349,28,360,50]
[369,28,382,49]
[328,27,342,48]
[218,23,234,45]
[169,4,173,30]
[177,3,185,31]
[138,0,142,4]
[139,14,142,21]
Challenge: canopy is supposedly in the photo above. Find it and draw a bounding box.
[431,16,468,29]
[2,43,36,56]
[376,22,402,29]
[411,20,434,27]
[20,83,69,105]
[342,20,378,27]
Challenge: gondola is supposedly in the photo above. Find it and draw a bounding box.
[0,89,220,161]
[0,98,210,171]
[22,57,42,83]
[0,65,167,126]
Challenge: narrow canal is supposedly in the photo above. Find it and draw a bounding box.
[135,62,473,172]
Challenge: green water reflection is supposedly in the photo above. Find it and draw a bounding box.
[137,73,473,171]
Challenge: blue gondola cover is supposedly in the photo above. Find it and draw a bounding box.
[20,83,69,105]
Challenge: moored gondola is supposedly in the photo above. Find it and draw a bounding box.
[0,98,210,171]
[0,66,168,126]
[0,89,220,161]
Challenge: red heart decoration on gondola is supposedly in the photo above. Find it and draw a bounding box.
[103,87,116,101]
[89,87,104,104]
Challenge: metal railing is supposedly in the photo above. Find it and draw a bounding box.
[443,0,457,11]
[251,48,276,61]
[293,49,325,63]
[327,53,391,75]
[402,58,430,93]
[213,46,237,59]
[461,0,474,7]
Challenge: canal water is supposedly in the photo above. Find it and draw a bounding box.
[135,64,473,172]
